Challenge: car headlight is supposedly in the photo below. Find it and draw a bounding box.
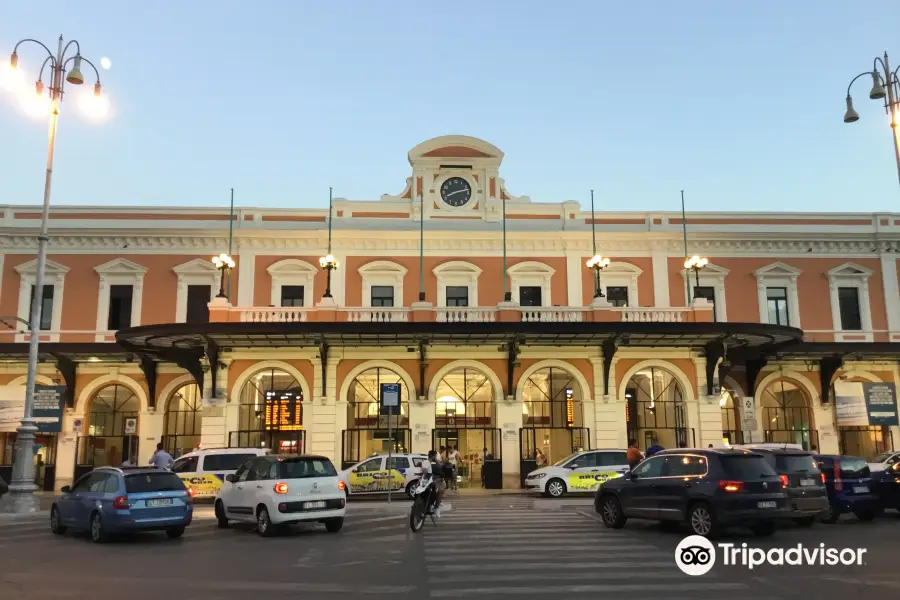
[527,473,546,480]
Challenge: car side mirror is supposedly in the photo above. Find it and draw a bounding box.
[568,464,578,470]
[225,474,235,483]
[60,485,71,493]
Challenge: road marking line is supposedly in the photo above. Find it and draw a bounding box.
[429,582,750,597]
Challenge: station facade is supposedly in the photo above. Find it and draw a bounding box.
[1,135,900,491]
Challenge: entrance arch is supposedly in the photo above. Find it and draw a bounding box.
[757,374,817,450]
[76,382,143,474]
[233,364,307,453]
[343,364,412,468]
[622,365,690,449]
[163,381,202,457]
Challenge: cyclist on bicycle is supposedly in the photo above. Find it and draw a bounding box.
[420,449,446,517]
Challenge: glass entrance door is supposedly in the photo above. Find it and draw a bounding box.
[433,428,500,488]
[519,427,590,488]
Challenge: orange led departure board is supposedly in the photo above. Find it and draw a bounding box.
[264,391,302,431]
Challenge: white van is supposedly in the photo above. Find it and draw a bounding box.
[172,447,270,498]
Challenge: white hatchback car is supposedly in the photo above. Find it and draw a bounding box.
[524,449,630,497]
[214,454,347,536]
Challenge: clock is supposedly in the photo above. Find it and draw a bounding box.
[440,177,472,207]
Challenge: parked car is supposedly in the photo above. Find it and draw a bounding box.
[171,447,269,499]
[595,447,790,538]
[525,449,630,498]
[50,467,193,543]
[867,451,900,473]
[733,444,828,526]
[873,462,900,512]
[338,453,429,499]
[814,454,880,523]
[215,454,346,537]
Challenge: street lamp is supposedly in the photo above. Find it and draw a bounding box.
[684,255,709,297]
[586,254,611,298]
[843,52,900,187]
[211,253,235,299]
[1,35,109,513]
[319,255,339,298]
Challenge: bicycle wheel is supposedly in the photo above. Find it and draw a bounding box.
[409,496,426,533]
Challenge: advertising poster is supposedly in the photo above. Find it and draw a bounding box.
[834,381,868,426]
[863,382,899,426]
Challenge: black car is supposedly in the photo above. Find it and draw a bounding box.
[737,446,828,526]
[594,447,791,538]
[874,461,900,512]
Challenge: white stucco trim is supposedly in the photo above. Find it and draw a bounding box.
[599,261,642,307]
[680,262,729,321]
[236,249,256,306]
[616,359,696,405]
[827,262,874,341]
[15,258,69,342]
[7,374,55,386]
[428,359,504,404]
[266,259,317,308]
[515,359,593,403]
[229,360,311,406]
[173,258,220,323]
[433,260,481,307]
[754,262,802,328]
[651,250,670,308]
[338,360,418,405]
[880,253,900,333]
[75,374,149,415]
[157,373,200,412]
[359,260,407,308]
[507,261,555,307]
[93,258,147,341]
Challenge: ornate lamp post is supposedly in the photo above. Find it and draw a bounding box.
[585,190,610,298]
[843,52,900,187]
[1,35,108,513]
[684,255,709,300]
[211,253,235,299]
[320,187,339,299]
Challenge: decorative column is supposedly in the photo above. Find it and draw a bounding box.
[591,356,626,449]
[307,354,340,462]
[200,358,232,449]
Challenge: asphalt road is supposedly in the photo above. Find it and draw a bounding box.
[1,495,898,599]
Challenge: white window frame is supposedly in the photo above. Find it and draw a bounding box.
[754,262,802,328]
[94,258,147,340]
[15,258,69,342]
[507,261,555,307]
[599,261,642,307]
[359,260,407,308]
[680,263,729,321]
[433,261,481,307]
[267,259,317,308]
[827,262,874,341]
[173,258,220,323]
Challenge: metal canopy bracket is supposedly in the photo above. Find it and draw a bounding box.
[819,355,845,405]
[205,339,220,399]
[745,357,768,398]
[418,339,428,397]
[705,341,726,396]
[139,355,158,409]
[318,340,328,398]
[50,353,76,409]
[601,337,617,396]
[507,337,522,398]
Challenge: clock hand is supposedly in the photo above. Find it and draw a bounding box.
[446,189,468,197]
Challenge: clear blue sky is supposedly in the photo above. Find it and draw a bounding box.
[2,1,900,213]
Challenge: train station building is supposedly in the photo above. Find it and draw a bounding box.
[1,135,899,491]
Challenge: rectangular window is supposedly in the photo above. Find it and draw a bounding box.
[838,287,862,330]
[519,286,542,307]
[766,286,789,326]
[107,284,134,330]
[446,286,469,307]
[186,285,211,324]
[280,285,305,307]
[371,286,394,307]
[693,286,717,321]
[606,286,629,308]
[124,472,185,493]
[29,284,54,331]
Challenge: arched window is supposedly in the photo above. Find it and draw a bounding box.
[759,378,816,450]
[80,384,141,468]
[342,367,409,466]
[163,383,202,457]
[625,367,688,449]
[233,367,303,452]
[521,367,587,465]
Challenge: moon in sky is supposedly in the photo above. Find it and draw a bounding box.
[100,57,111,70]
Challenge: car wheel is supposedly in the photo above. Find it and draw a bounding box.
[687,502,719,538]
[599,495,626,529]
[820,504,839,524]
[406,481,417,499]
[750,522,777,537]
[793,516,816,527]
[257,506,276,537]
[50,505,67,535]
[90,512,107,544]
[854,509,877,522]
[545,478,566,498]
[166,526,185,539]
[214,501,229,529]
[325,518,344,533]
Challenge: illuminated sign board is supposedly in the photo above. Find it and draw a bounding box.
[264,390,303,431]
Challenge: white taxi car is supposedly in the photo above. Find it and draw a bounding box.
[339,453,428,499]
[172,447,269,499]
[868,451,900,472]
[524,449,630,497]
[214,454,346,537]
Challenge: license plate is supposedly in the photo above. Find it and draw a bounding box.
[853,486,869,494]
[303,500,327,510]
[146,498,172,508]
[800,478,816,486]
[757,501,777,509]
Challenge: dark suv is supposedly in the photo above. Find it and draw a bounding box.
[737,446,828,526]
[595,447,790,538]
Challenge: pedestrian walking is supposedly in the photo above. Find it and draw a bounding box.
[148,442,174,470]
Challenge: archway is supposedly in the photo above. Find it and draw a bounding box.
[77,383,142,472]
[343,366,411,468]
[163,382,202,457]
[625,366,689,450]
[834,371,895,460]
[719,377,746,445]
[759,377,817,450]
[520,366,588,470]
[233,366,305,453]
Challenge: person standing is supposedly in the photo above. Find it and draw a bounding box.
[626,438,644,470]
[446,445,460,491]
[148,442,174,470]
[535,449,547,468]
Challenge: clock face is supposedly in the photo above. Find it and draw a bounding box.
[440,177,472,207]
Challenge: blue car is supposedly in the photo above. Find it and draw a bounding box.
[814,454,879,523]
[50,467,193,542]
